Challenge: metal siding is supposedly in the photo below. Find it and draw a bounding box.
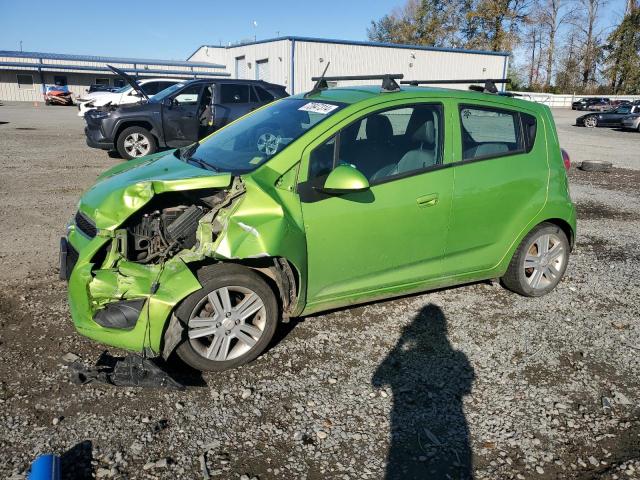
[189,41,292,91]
[190,40,505,95]
[293,41,506,94]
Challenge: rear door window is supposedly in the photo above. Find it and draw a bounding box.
[221,84,249,103]
[459,106,524,161]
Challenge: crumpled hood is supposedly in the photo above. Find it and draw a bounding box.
[79,151,232,229]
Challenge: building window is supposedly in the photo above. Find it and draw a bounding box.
[113,78,126,87]
[54,75,68,86]
[17,74,34,90]
[95,78,110,86]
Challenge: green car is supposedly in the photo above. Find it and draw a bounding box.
[61,77,576,371]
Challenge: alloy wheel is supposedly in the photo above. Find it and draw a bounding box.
[187,286,266,362]
[123,132,151,157]
[584,116,597,128]
[523,233,566,291]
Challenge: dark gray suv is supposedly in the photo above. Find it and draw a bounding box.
[85,66,288,159]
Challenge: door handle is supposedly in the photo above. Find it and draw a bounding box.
[416,193,439,207]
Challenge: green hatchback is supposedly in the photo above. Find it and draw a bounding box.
[61,77,576,371]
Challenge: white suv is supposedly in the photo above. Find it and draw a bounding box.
[77,78,181,117]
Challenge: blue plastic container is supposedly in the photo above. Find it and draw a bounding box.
[28,454,60,480]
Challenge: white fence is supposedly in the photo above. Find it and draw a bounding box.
[508,91,640,108]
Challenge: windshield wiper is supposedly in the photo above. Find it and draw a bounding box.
[177,142,199,160]
[187,157,218,172]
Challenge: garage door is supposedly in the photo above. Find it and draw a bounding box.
[235,56,246,79]
[255,59,269,81]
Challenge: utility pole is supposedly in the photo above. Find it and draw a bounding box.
[19,40,23,52]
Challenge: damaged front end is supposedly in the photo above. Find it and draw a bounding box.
[64,153,302,356]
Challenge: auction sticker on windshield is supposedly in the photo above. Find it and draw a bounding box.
[299,102,339,115]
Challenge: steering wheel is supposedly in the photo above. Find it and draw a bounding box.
[257,133,281,155]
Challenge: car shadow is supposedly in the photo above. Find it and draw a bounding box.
[372,304,475,479]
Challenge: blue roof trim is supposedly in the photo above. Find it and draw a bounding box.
[189,36,510,59]
[0,61,231,77]
[0,50,225,69]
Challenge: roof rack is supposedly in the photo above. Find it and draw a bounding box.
[305,70,404,97]
[400,78,511,94]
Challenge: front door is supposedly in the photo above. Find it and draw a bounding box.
[299,101,454,310]
[162,83,204,147]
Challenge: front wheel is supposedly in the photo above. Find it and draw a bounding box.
[116,126,157,160]
[175,264,279,371]
[501,223,570,297]
[584,116,598,128]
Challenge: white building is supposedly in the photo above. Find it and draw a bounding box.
[0,50,228,102]
[188,36,509,95]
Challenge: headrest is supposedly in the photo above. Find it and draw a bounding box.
[366,115,393,142]
[341,120,361,145]
[412,120,435,144]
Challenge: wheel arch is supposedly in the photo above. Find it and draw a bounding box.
[114,119,162,147]
[541,217,575,250]
[187,256,301,320]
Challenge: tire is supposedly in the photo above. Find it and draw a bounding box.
[501,223,570,297]
[116,126,157,160]
[579,160,612,172]
[584,116,598,128]
[175,263,279,371]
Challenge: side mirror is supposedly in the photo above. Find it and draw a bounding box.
[163,97,174,108]
[320,165,369,194]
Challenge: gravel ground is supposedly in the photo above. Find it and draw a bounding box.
[0,103,639,480]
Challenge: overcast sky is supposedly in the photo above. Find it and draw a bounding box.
[0,0,628,63]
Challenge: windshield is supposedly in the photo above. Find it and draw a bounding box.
[179,98,346,174]
[151,83,187,102]
[114,84,132,94]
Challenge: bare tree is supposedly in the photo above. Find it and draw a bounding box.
[572,0,608,89]
[539,0,574,86]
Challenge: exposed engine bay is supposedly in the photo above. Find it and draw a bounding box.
[129,205,206,262]
[124,189,229,263]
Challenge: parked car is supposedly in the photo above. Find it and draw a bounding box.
[610,99,631,108]
[621,112,640,131]
[87,84,121,94]
[84,66,288,159]
[62,74,576,371]
[577,104,640,127]
[571,97,610,111]
[44,85,73,106]
[77,71,182,117]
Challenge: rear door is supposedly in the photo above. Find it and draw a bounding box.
[162,83,203,147]
[443,102,547,275]
[213,83,256,128]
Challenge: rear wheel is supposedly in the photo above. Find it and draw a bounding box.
[175,264,278,371]
[501,223,570,297]
[116,126,157,160]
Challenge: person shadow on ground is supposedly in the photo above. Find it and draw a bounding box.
[372,304,475,480]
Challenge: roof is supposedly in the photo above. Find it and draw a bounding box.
[291,85,538,110]
[189,36,510,60]
[0,50,225,69]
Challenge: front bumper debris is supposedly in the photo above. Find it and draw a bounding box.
[69,351,184,389]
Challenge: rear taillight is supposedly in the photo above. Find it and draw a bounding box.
[561,148,571,171]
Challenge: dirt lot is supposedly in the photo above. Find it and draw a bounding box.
[0,103,639,480]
